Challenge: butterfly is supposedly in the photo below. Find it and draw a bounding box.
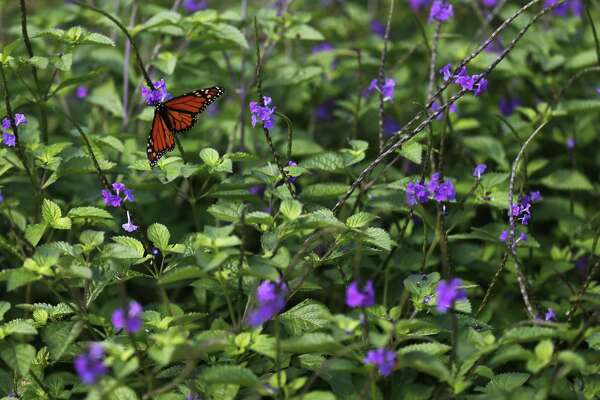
[147,86,224,166]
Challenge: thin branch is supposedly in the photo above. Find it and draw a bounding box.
[377,0,395,152]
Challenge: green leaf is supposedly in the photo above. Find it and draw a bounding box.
[363,227,392,251]
[346,212,377,229]
[0,302,10,321]
[151,51,178,75]
[300,392,336,400]
[301,152,346,172]
[280,199,302,220]
[245,211,273,226]
[7,268,40,291]
[207,202,244,222]
[88,80,124,117]
[200,148,220,167]
[109,386,139,400]
[148,223,171,251]
[25,223,47,246]
[398,141,423,164]
[486,373,530,393]
[284,24,324,41]
[280,333,341,354]
[199,366,261,388]
[301,183,349,200]
[2,319,37,336]
[84,32,116,46]
[500,326,557,344]
[68,206,113,220]
[398,351,451,382]
[463,136,508,170]
[42,321,83,361]
[0,342,36,376]
[202,22,249,48]
[42,199,62,224]
[159,266,204,284]
[540,170,593,191]
[278,299,331,336]
[108,236,145,259]
[398,342,451,356]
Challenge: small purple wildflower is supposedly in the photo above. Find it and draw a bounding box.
[405,181,430,206]
[183,0,208,12]
[473,164,487,179]
[2,133,15,147]
[141,79,172,106]
[0,190,4,203]
[186,394,201,400]
[151,247,160,257]
[312,42,334,53]
[511,191,541,225]
[122,211,138,233]
[366,78,396,102]
[111,301,143,333]
[482,0,496,7]
[315,100,335,121]
[74,343,108,384]
[248,280,288,326]
[383,117,401,136]
[597,88,600,95]
[499,97,521,116]
[472,75,488,96]
[274,0,288,16]
[287,160,298,183]
[440,65,489,96]
[499,230,509,242]
[429,0,454,22]
[250,96,276,129]
[440,64,453,82]
[545,307,556,321]
[545,0,582,17]
[430,101,457,120]
[566,137,575,150]
[101,182,134,208]
[517,232,528,242]
[346,280,375,308]
[428,172,456,202]
[248,184,266,197]
[1,117,10,131]
[14,113,27,126]
[436,278,466,312]
[364,348,396,377]
[370,20,386,37]
[76,85,88,98]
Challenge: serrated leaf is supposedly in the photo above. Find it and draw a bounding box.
[7,268,39,291]
[278,299,331,336]
[2,319,37,336]
[200,148,220,167]
[398,342,451,356]
[300,183,349,200]
[346,212,376,229]
[148,223,171,251]
[25,223,47,246]
[109,236,145,258]
[284,24,324,41]
[280,333,340,354]
[486,372,530,393]
[398,141,423,164]
[363,227,392,251]
[42,199,62,224]
[0,342,36,376]
[280,199,302,220]
[42,321,83,360]
[301,152,345,171]
[500,326,557,344]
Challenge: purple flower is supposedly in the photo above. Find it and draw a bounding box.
[499,97,521,116]
[248,184,265,197]
[545,307,556,321]
[74,343,108,384]
[383,117,401,136]
[183,0,208,12]
[1,117,10,131]
[312,42,334,53]
[151,247,160,257]
[315,100,335,121]
[436,278,466,312]
[122,211,138,233]
[370,20,386,37]
[410,0,430,11]
[499,230,509,242]
[2,133,15,147]
[530,191,542,202]
[287,160,298,183]
[363,348,396,377]
[101,182,134,208]
[345,280,375,308]
[545,0,582,16]
[405,181,430,206]
[567,137,575,150]
[440,64,453,82]
[517,232,528,242]
[485,38,505,53]
[472,75,488,96]
[428,172,456,202]
[141,79,172,106]
[482,0,496,7]
[0,191,4,203]
[14,113,27,126]
[429,0,453,22]
[511,191,541,225]
[366,78,396,102]
[250,96,276,129]
[430,101,457,120]
[473,164,487,179]
[111,301,143,333]
[597,88,600,95]
[76,85,88,98]
[247,280,288,326]
[186,394,201,400]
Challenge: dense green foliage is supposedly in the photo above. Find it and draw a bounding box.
[1,0,600,398]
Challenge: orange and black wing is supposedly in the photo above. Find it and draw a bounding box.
[163,86,224,133]
[147,111,175,167]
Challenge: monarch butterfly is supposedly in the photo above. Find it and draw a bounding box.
[146,86,224,166]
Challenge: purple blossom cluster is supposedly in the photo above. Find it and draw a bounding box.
[141,79,172,106]
[74,343,108,384]
[435,278,466,312]
[511,191,542,225]
[472,163,487,180]
[365,78,396,102]
[440,64,488,96]
[429,0,454,22]
[250,96,276,129]
[1,113,27,148]
[405,172,456,206]
[101,182,135,208]
[247,280,288,326]
[111,301,143,333]
[315,100,335,121]
[364,348,396,376]
[346,280,375,308]
[499,230,527,243]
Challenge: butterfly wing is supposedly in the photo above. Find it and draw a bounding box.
[163,86,224,133]
[147,110,175,167]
